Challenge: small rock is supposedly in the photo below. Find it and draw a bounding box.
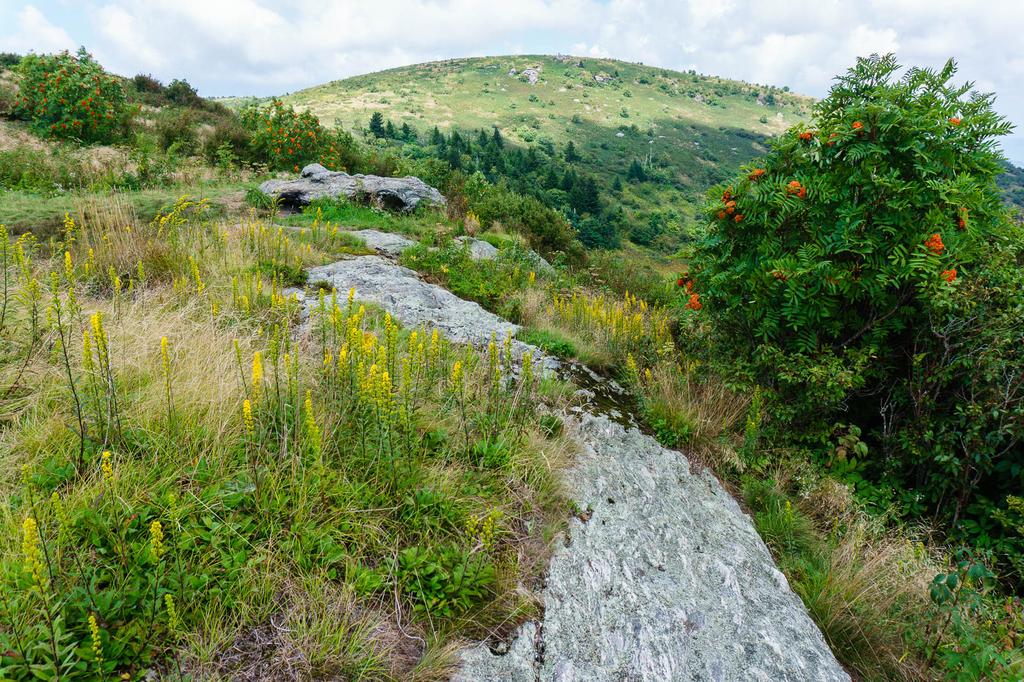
[455,236,500,260]
[349,229,417,256]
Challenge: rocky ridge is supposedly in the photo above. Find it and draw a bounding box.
[260,163,446,212]
[301,251,849,682]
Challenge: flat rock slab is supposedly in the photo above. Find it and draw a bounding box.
[260,163,445,212]
[305,256,557,372]
[349,229,418,256]
[455,411,849,682]
[303,257,847,681]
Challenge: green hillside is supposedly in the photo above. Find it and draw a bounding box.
[224,55,815,240]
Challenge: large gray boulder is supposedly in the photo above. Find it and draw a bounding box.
[260,163,445,212]
[455,236,500,260]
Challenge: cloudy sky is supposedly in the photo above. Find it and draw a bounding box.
[2,0,1022,163]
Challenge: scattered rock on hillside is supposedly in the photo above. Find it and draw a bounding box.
[454,236,499,260]
[259,163,445,212]
[304,256,558,373]
[349,229,417,256]
[455,411,851,682]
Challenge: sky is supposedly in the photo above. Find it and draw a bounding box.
[2,0,1022,164]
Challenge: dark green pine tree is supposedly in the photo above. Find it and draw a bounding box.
[626,158,647,182]
[569,175,601,215]
[430,126,444,146]
[564,140,580,163]
[543,167,561,189]
[491,127,504,148]
[612,176,624,192]
[401,121,415,141]
[384,120,397,138]
[368,111,386,138]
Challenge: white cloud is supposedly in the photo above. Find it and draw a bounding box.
[0,5,76,54]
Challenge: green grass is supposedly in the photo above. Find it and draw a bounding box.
[0,183,244,239]
[278,197,454,242]
[0,199,570,680]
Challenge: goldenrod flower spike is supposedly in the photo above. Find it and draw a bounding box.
[242,399,254,437]
[89,614,103,664]
[150,520,165,561]
[251,351,264,401]
[101,450,114,483]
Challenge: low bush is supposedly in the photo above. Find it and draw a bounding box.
[690,55,1024,570]
[12,48,133,143]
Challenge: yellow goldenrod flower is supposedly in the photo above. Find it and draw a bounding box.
[251,351,263,401]
[82,327,95,371]
[164,594,179,630]
[160,336,171,377]
[22,516,45,588]
[89,613,103,664]
[304,390,321,452]
[101,450,113,483]
[451,360,463,386]
[242,399,254,437]
[150,520,165,561]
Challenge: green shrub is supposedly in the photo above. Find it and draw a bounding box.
[154,108,199,156]
[691,55,1024,548]
[13,48,132,143]
[240,98,351,172]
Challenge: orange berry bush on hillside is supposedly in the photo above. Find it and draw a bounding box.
[241,98,348,172]
[689,55,1024,573]
[12,48,133,143]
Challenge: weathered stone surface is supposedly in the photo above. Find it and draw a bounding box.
[301,256,846,681]
[456,411,849,682]
[260,163,445,212]
[455,236,500,260]
[349,229,417,256]
[304,256,557,373]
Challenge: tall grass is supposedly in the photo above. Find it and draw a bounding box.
[0,199,570,680]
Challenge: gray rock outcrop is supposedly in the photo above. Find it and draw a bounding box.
[260,163,445,212]
[305,256,558,373]
[455,411,850,682]
[300,255,848,682]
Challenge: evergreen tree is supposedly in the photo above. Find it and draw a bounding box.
[612,176,624,192]
[578,214,620,249]
[569,175,601,215]
[543,167,561,190]
[384,120,397,138]
[401,121,415,142]
[368,111,386,138]
[430,126,444,146]
[626,159,647,182]
[564,140,580,163]
[492,127,504,148]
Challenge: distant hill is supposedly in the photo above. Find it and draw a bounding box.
[222,54,1023,224]
[221,55,815,238]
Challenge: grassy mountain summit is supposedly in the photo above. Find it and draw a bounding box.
[224,55,815,241]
